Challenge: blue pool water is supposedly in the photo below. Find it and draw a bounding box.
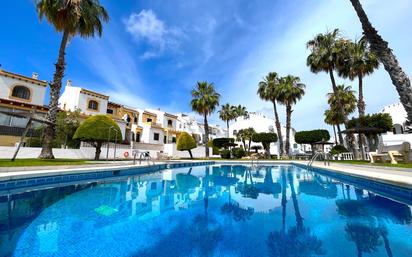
[1,164,412,257]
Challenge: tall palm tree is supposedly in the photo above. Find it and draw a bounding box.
[277,75,306,157]
[257,72,284,156]
[324,109,342,145]
[337,38,379,117]
[191,81,220,157]
[243,127,256,154]
[36,0,109,159]
[306,29,347,143]
[349,0,412,123]
[218,103,235,137]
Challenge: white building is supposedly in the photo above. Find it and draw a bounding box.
[380,102,407,134]
[176,113,227,145]
[0,69,49,146]
[59,81,127,140]
[229,112,303,156]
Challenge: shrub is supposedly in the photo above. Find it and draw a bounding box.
[252,132,278,157]
[347,113,393,132]
[330,145,348,155]
[208,140,220,155]
[213,138,234,149]
[231,147,245,159]
[73,115,122,160]
[177,132,197,159]
[220,149,231,159]
[251,145,262,153]
[295,129,330,154]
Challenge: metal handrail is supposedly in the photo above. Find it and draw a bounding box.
[133,150,155,166]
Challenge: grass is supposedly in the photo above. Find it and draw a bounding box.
[0,159,91,167]
[331,160,412,169]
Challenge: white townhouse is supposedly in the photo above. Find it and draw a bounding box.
[229,112,304,156]
[146,108,179,144]
[137,109,166,145]
[58,81,127,140]
[0,69,48,146]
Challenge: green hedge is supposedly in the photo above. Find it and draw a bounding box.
[347,113,393,132]
[213,138,234,148]
[220,149,231,159]
[231,147,245,159]
[330,145,348,155]
[295,129,330,145]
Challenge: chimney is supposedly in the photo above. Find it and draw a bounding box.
[32,72,39,79]
[67,80,72,87]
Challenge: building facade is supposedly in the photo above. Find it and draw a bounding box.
[0,69,48,146]
[229,112,303,156]
[380,102,408,134]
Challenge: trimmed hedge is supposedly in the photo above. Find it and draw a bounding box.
[294,129,330,145]
[177,132,197,158]
[330,145,348,155]
[213,138,235,148]
[347,113,393,132]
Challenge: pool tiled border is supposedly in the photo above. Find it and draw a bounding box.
[0,161,214,192]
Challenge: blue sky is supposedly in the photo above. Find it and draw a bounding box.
[1,0,412,131]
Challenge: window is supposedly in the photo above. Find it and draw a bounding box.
[134,116,138,123]
[88,100,99,110]
[293,143,298,149]
[233,130,238,136]
[164,135,167,144]
[167,119,173,127]
[154,133,160,141]
[106,109,114,114]
[136,133,141,142]
[147,118,152,123]
[11,86,30,100]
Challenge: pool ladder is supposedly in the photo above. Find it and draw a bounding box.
[133,150,155,166]
[251,156,259,168]
[308,152,331,167]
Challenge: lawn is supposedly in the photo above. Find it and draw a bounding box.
[330,160,412,169]
[0,159,91,167]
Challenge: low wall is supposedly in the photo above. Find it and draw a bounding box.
[0,143,167,160]
[163,144,212,158]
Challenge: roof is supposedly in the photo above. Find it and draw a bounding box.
[80,88,109,100]
[0,69,47,87]
[165,112,178,119]
[0,98,49,112]
[143,110,157,116]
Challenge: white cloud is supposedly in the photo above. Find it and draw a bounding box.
[124,9,181,59]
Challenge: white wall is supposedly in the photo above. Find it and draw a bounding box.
[0,74,46,106]
[163,143,212,158]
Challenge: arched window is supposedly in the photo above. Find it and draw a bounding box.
[11,86,30,100]
[88,100,99,110]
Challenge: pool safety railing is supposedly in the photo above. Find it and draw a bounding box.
[308,151,331,167]
[133,150,155,166]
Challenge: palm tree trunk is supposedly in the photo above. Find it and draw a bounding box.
[358,74,367,160]
[204,114,210,157]
[285,104,292,157]
[337,124,343,145]
[281,170,287,234]
[272,101,284,156]
[226,120,230,138]
[350,0,412,123]
[288,170,303,231]
[329,69,347,143]
[332,125,338,145]
[39,29,70,159]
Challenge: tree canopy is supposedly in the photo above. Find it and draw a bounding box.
[294,130,330,145]
[347,113,393,132]
[177,132,197,159]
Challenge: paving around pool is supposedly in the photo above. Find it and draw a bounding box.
[1,160,411,256]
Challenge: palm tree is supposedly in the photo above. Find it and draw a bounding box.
[36,0,109,159]
[349,0,412,123]
[324,109,342,145]
[327,85,357,119]
[277,75,305,157]
[306,29,348,143]
[218,103,235,137]
[233,105,248,121]
[257,72,284,156]
[191,81,220,157]
[243,127,256,154]
[337,38,379,117]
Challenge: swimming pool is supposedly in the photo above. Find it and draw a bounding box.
[1,164,411,256]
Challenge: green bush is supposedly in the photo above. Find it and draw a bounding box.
[231,147,245,159]
[220,149,231,159]
[251,145,262,153]
[294,129,330,145]
[330,145,348,155]
[347,113,393,132]
[208,140,220,155]
[74,115,122,160]
[177,132,197,159]
[213,138,234,148]
[252,132,278,157]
